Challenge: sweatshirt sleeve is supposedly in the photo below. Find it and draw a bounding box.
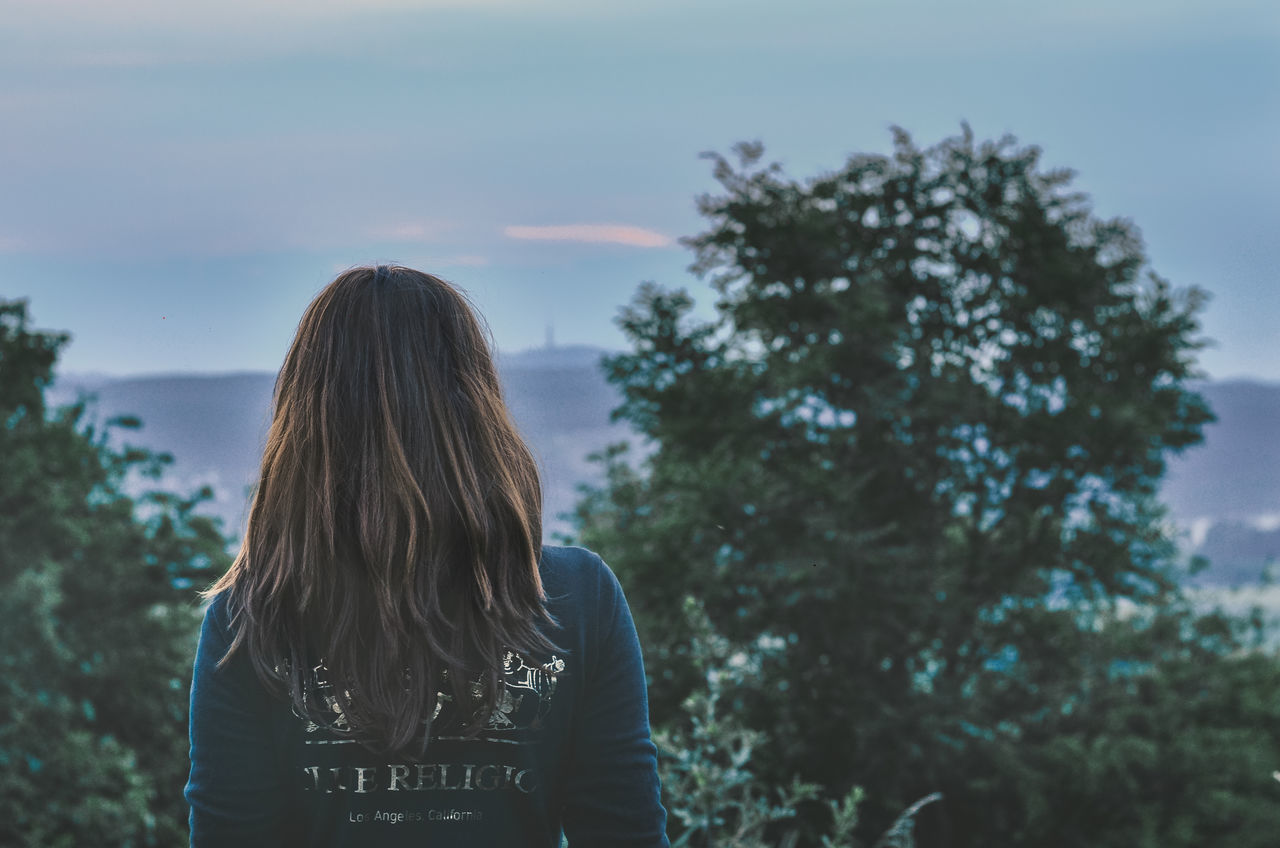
[184,595,287,847]
[561,556,670,847]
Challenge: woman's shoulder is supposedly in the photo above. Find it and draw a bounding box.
[194,588,241,649]
[538,544,616,596]
[538,544,632,623]
[538,542,604,571]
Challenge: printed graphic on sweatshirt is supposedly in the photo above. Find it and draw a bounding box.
[301,762,539,794]
[294,649,566,746]
[295,652,564,807]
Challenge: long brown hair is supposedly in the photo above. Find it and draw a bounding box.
[206,265,559,758]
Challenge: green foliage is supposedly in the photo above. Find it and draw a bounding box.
[820,785,864,848]
[655,595,939,848]
[562,125,1279,845]
[0,299,231,846]
[655,595,824,847]
[948,596,1280,846]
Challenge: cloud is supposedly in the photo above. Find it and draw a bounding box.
[5,0,578,31]
[439,254,489,266]
[62,51,170,69]
[503,224,672,248]
[7,0,533,17]
[366,222,445,243]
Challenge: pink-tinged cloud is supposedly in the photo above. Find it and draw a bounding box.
[503,224,672,248]
[368,222,444,243]
[439,254,490,267]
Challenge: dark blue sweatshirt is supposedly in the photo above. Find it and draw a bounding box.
[185,544,669,847]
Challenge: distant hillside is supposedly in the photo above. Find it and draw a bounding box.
[1161,380,1280,587]
[496,343,611,373]
[1192,522,1280,586]
[48,372,276,537]
[47,360,1277,587]
[1162,380,1280,523]
[47,346,644,546]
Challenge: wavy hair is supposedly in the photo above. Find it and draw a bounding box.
[205,265,559,758]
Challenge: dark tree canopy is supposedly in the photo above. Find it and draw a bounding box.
[0,299,230,846]
[568,126,1279,846]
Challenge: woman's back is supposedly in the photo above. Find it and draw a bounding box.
[187,544,666,846]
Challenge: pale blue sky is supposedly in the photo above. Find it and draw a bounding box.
[2,0,1277,379]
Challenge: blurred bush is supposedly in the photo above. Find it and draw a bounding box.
[0,298,231,846]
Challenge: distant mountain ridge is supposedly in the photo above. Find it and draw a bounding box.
[1162,380,1280,522]
[496,343,612,372]
[47,353,1279,588]
[48,345,642,546]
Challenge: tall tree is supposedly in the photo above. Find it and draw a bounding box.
[0,299,231,846]
[564,126,1279,845]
